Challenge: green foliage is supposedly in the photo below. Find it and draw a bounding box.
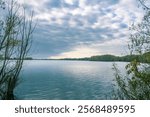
[113,0,150,100]
[61,52,150,63]
[0,0,34,100]
[90,55,117,61]
[113,61,150,99]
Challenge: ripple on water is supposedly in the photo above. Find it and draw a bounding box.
[15,61,127,100]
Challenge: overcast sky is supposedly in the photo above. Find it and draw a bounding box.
[19,0,143,59]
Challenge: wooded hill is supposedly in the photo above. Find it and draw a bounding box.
[61,52,150,63]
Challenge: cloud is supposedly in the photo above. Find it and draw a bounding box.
[50,37,129,59]
[18,0,144,58]
[50,46,100,59]
[64,0,75,5]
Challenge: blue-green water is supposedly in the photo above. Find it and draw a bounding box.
[14,60,126,100]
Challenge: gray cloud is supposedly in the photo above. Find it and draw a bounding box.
[19,0,143,58]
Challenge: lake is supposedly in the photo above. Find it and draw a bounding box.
[14,60,127,100]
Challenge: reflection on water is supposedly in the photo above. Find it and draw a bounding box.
[14,60,127,100]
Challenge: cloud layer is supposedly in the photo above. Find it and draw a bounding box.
[19,0,143,58]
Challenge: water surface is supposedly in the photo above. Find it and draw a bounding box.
[15,60,126,100]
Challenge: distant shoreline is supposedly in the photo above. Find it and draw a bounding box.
[1,52,149,62]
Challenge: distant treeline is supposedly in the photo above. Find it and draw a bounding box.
[1,52,149,62]
[60,52,150,63]
[0,56,33,60]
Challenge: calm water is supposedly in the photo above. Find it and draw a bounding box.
[14,60,127,100]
